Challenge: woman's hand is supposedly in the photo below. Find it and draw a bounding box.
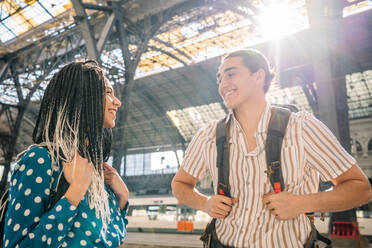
[104,162,129,210]
[63,154,94,206]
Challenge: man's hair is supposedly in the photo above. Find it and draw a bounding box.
[222,49,275,92]
[33,60,112,166]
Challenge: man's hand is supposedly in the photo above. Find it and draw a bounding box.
[204,195,238,219]
[103,162,129,210]
[262,192,305,220]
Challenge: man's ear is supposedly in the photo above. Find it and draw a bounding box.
[255,68,266,88]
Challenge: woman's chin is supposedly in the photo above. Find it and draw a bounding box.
[104,121,115,128]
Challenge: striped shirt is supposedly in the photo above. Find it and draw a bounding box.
[181,103,355,247]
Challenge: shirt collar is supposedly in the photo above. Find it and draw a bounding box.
[257,102,271,134]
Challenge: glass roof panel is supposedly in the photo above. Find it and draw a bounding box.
[0,23,16,42]
[38,0,71,17]
[346,70,372,119]
[343,0,372,17]
[266,81,313,112]
[166,103,227,141]
[0,1,19,21]
[2,16,30,35]
[0,0,72,43]
[137,1,309,78]
[21,3,52,26]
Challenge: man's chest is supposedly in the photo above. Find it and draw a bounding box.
[205,133,305,195]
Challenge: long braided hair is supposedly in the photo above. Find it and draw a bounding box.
[32,60,112,234]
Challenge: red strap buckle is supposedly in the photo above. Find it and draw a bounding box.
[219,189,225,195]
[274,182,281,193]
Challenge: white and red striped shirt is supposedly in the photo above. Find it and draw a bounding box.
[181,103,355,247]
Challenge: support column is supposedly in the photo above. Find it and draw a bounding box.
[307,0,360,243]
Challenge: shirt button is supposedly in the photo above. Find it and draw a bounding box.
[245,208,249,211]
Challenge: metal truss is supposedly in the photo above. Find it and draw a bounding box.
[0,28,87,187]
[0,0,235,176]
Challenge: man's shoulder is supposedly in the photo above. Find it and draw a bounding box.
[193,118,224,142]
[288,110,313,125]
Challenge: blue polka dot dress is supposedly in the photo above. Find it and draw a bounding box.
[3,146,128,248]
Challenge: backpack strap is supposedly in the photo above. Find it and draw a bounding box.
[216,116,231,197]
[266,107,332,247]
[265,106,291,193]
[48,172,70,211]
[202,116,231,241]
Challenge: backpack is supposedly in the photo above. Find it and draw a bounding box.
[201,105,332,248]
[0,172,69,246]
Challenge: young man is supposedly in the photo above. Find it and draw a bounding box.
[171,49,372,247]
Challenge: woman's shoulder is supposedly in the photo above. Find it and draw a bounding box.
[15,145,52,170]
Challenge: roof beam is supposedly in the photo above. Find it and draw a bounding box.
[71,0,99,60]
[81,3,113,12]
[97,13,116,54]
[152,37,193,61]
[0,62,9,83]
[148,45,188,66]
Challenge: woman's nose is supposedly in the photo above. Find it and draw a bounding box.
[114,96,121,107]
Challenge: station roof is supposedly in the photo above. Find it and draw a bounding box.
[0,0,371,154]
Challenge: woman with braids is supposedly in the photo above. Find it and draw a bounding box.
[3,60,128,247]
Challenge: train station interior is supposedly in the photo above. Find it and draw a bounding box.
[0,0,371,247]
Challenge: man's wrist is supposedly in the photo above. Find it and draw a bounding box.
[199,195,209,213]
[298,194,313,214]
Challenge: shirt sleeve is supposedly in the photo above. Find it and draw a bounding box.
[120,201,129,227]
[302,112,356,181]
[3,147,78,248]
[181,123,214,179]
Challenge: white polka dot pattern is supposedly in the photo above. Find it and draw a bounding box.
[34,196,41,203]
[3,146,128,248]
[14,203,20,210]
[24,188,31,196]
[26,169,33,176]
[24,209,30,216]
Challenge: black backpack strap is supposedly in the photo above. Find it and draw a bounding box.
[266,107,332,247]
[216,117,231,198]
[201,116,231,244]
[265,106,291,193]
[48,172,70,211]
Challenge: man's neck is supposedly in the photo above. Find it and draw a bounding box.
[234,98,267,133]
